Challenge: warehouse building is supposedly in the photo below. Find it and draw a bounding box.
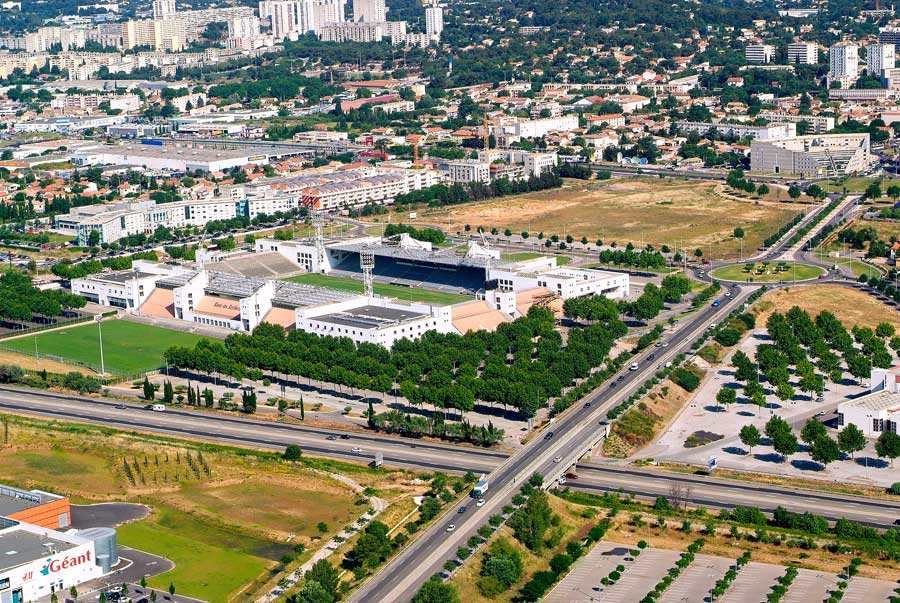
[71,142,270,172]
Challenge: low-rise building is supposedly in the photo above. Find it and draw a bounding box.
[487,257,629,300]
[837,367,900,437]
[676,120,796,140]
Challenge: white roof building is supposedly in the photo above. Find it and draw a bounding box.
[837,367,900,437]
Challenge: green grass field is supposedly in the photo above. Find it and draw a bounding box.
[846,259,883,279]
[117,506,271,601]
[822,177,900,193]
[502,252,572,265]
[710,262,824,283]
[0,320,208,374]
[286,273,472,305]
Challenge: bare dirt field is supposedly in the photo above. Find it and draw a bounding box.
[421,178,804,260]
[754,285,900,330]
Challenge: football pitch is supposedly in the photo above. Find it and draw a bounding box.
[0,320,208,375]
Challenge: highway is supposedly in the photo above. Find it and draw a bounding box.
[3,386,899,532]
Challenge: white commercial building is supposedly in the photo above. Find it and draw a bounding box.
[297,297,453,347]
[837,367,900,437]
[829,43,859,87]
[867,43,896,77]
[750,133,872,177]
[487,257,629,300]
[787,42,818,65]
[745,44,776,64]
[318,20,406,44]
[71,142,269,173]
[71,262,177,309]
[0,519,114,603]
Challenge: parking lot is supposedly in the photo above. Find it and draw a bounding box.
[546,543,899,603]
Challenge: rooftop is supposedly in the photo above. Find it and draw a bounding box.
[840,389,900,413]
[313,304,426,330]
[0,485,63,518]
[0,528,77,572]
[89,270,154,285]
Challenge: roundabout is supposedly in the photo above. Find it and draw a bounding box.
[709,261,826,283]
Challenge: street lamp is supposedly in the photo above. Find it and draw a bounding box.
[95,315,106,376]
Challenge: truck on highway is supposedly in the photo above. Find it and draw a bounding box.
[472,475,489,498]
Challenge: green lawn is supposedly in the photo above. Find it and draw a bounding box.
[710,262,825,283]
[502,252,572,266]
[847,259,882,279]
[285,273,472,305]
[0,320,208,374]
[822,177,900,193]
[117,506,271,602]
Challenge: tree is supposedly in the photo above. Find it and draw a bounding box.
[305,560,339,601]
[168,583,175,596]
[788,185,801,199]
[739,424,761,455]
[142,376,155,401]
[291,581,333,603]
[838,423,866,459]
[716,387,737,410]
[283,444,303,460]
[733,227,745,239]
[694,248,703,258]
[800,419,826,445]
[875,322,895,338]
[876,431,900,467]
[412,578,461,603]
[507,490,553,552]
[765,415,797,462]
[810,435,840,466]
[757,184,770,195]
[241,389,257,413]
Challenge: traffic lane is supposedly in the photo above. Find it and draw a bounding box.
[0,385,509,461]
[350,290,754,602]
[569,474,898,528]
[0,396,499,474]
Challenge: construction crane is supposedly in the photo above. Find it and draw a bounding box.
[483,113,490,151]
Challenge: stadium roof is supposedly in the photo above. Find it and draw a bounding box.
[329,241,506,269]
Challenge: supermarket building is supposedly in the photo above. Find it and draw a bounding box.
[0,486,117,603]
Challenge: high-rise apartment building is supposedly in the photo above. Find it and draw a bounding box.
[829,43,859,86]
[787,42,818,64]
[153,0,176,19]
[745,44,775,64]
[352,0,387,23]
[867,43,895,77]
[425,5,443,36]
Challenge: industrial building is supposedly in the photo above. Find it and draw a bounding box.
[837,367,900,437]
[71,142,271,173]
[0,485,118,603]
[750,133,872,177]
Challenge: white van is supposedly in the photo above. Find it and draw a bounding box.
[151,404,166,412]
[629,363,639,371]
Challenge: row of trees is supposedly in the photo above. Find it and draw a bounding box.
[164,306,624,423]
[0,270,85,322]
[51,251,157,280]
[391,169,564,209]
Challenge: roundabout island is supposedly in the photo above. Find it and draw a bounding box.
[710,261,826,283]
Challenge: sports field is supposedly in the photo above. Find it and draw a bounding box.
[0,320,208,374]
[710,262,824,283]
[421,178,803,260]
[286,273,472,305]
